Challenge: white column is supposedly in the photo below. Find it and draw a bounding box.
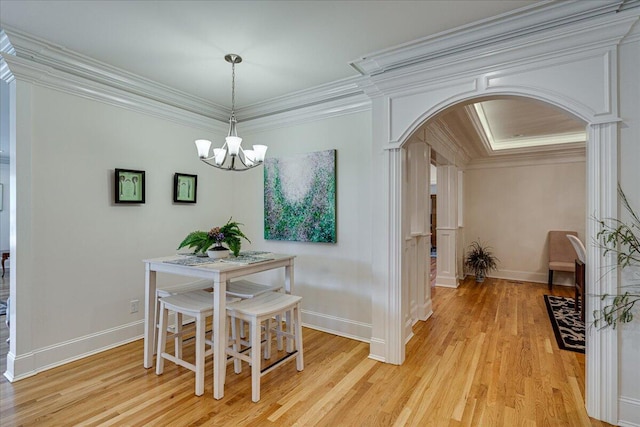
[369,95,404,365]
[585,122,618,423]
[435,165,459,288]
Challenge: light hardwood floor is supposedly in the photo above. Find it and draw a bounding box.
[0,276,611,426]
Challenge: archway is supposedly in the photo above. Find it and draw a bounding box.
[364,26,626,420]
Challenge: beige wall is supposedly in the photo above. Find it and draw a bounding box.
[463,160,585,285]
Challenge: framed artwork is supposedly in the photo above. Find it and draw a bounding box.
[264,149,336,243]
[173,173,197,203]
[115,168,145,204]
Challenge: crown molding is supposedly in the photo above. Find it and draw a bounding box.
[236,75,367,122]
[350,1,636,77]
[465,144,586,170]
[0,53,228,135]
[240,93,371,134]
[0,25,370,132]
[353,4,639,104]
[0,25,230,121]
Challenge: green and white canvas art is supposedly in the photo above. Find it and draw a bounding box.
[264,149,336,243]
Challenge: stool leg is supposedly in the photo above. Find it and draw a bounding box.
[264,318,271,359]
[251,317,261,402]
[275,314,283,351]
[195,313,206,396]
[295,304,304,371]
[153,297,160,355]
[175,312,183,359]
[233,317,242,374]
[285,310,294,352]
[156,304,168,375]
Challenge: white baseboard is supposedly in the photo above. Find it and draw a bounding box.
[619,396,640,427]
[301,309,371,343]
[5,320,144,382]
[368,337,386,362]
[487,269,574,287]
[435,273,459,287]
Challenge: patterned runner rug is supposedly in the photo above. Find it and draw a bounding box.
[544,295,585,353]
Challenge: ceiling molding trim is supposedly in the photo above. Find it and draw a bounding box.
[236,75,367,122]
[463,104,492,155]
[0,25,371,124]
[0,30,15,83]
[0,53,229,135]
[491,132,587,150]
[240,94,371,134]
[465,145,586,170]
[356,8,639,106]
[351,1,634,76]
[1,25,230,121]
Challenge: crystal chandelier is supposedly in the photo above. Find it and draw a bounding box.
[195,54,267,171]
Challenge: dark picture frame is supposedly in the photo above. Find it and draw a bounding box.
[173,173,197,203]
[115,168,145,204]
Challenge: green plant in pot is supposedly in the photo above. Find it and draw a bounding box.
[177,217,250,257]
[464,240,499,283]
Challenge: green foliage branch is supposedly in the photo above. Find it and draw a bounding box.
[593,186,640,328]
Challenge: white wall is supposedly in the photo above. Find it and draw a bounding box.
[7,79,374,378]
[9,82,235,375]
[463,161,586,285]
[233,112,373,340]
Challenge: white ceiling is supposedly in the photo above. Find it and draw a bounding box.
[0,0,586,156]
[0,0,538,108]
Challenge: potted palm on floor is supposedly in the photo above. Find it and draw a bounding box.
[464,240,499,283]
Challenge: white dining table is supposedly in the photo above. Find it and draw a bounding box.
[143,253,295,399]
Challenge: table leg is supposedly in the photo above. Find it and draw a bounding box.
[144,266,157,368]
[285,261,295,352]
[213,278,227,399]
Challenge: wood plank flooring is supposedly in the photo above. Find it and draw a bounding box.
[0,277,611,426]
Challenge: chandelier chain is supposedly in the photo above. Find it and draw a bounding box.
[231,61,236,114]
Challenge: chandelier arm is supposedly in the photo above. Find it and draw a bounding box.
[198,158,262,172]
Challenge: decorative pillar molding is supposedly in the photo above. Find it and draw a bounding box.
[585,121,618,423]
[386,147,405,365]
[435,165,459,288]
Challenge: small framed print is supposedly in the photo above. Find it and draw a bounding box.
[115,168,145,204]
[173,173,197,203]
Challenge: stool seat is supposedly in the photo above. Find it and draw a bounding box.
[160,290,215,314]
[227,291,301,317]
[226,279,282,299]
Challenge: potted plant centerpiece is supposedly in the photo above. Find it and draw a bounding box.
[178,217,250,258]
[464,240,499,283]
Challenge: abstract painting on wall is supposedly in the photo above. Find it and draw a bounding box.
[264,149,336,243]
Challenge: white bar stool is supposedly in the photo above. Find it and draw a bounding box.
[156,290,229,396]
[227,279,284,344]
[225,291,304,402]
[154,279,214,351]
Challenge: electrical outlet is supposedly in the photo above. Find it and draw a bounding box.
[130,299,139,314]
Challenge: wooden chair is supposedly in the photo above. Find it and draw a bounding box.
[226,291,304,402]
[566,234,586,321]
[547,230,578,290]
